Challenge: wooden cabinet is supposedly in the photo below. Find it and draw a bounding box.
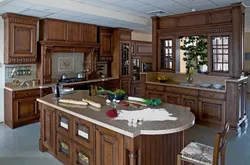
[166,93,181,105]
[181,95,198,116]
[40,87,52,97]
[95,126,123,165]
[4,89,40,128]
[43,54,52,84]
[131,41,136,55]
[103,79,120,91]
[199,97,226,125]
[147,90,165,102]
[68,22,82,42]
[82,24,97,43]
[120,78,131,95]
[131,83,141,97]
[2,13,39,64]
[56,133,72,164]
[135,42,152,56]
[41,19,67,41]
[99,27,113,57]
[41,105,56,153]
[73,142,94,165]
[56,110,72,138]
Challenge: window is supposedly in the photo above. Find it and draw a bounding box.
[161,39,173,69]
[212,36,229,72]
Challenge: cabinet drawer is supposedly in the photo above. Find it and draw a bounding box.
[14,89,40,99]
[56,111,72,138]
[56,133,72,165]
[165,87,198,96]
[73,142,94,165]
[199,91,225,100]
[72,117,94,150]
[146,84,164,91]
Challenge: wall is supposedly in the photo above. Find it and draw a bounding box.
[131,31,152,42]
[0,18,5,122]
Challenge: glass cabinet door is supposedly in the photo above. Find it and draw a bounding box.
[160,39,173,70]
[121,42,130,76]
[132,58,140,82]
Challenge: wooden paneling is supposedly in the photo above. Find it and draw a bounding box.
[135,42,152,56]
[146,84,164,91]
[56,110,72,138]
[73,142,94,165]
[146,90,165,102]
[165,86,198,96]
[14,89,40,99]
[46,19,67,41]
[199,90,225,100]
[56,133,72,164]
[159,18,177,29]
[210,10,232,24]
[41,105,56,153]
[166,93,180,105]
[82,24,97,43]
[181,95,198,116]
[131,83,140,97]
[178,14,207,27]
[120,78,131,95]
[100,27,113,57]
[67,22,82,42]
[199,97,226,125]
[3,13,38,64]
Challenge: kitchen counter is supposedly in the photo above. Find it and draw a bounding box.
[37,90,195,138]
[38,90,195,165]
[4,77,119,91]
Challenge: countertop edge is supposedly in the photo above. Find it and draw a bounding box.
[37,98,195,138]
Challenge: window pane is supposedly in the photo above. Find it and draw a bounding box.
[223,55,228,62]
[223,64,229,71]
[218,55,222,62]
[213,55,217,62]
[223,37,229,44]
[165,41,168,47]
[169,40,172,46]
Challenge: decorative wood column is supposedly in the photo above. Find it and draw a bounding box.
[129,151,137,165]
[152,17,159,72]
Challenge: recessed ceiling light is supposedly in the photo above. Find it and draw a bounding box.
[192,9,196,12]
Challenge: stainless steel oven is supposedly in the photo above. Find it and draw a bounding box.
[142,63,152,72]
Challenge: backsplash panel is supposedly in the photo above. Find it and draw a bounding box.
[52,52,84,79]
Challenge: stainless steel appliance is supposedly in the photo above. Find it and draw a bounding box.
[142,63,152,72]
[59,78,86,83]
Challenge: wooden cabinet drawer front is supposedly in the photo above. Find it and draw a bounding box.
[73,142,94,165]
[73,117,94,150]
[14,89,40,99]
[56,133,72,165]
[146,91,165,102]
[41,87,52,97]
[146,84,164,91]
[56,111,72,138]
[199,91,225,100]
[165,87,198,96]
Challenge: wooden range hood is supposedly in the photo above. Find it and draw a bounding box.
[37,18,100,85]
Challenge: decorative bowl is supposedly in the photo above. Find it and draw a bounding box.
[213,84,223,89]
[199,83,212,88]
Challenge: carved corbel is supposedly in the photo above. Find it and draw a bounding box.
[44,46,54,56]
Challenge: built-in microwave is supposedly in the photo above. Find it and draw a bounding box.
[142,63,152,72]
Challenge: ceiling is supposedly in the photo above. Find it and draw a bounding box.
[0,0,249,33]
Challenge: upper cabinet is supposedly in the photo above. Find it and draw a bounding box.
[98,27,113,61]
[2,13,39,64]
[39,18,97,43]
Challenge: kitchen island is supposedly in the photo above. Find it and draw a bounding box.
[37,90,195,165]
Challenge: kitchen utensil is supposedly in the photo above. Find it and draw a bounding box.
[61,73,68,80]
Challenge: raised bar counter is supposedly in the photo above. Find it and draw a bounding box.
[37,90,195,165]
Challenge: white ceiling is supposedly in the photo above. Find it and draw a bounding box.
[0,0,249,33]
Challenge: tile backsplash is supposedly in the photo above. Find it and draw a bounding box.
[5,64,37,83]
[52,52,84,79]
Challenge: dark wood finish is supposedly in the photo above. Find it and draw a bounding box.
[2,13,39,64]
[165,86,198,96]
[146,84,165,91]
[178,123,230,165]
[181,95,198,117]
[82,24,97,43]
[56,133,72,165]
[72,117,95,150]
[146,90,165,102]
[131,41,136,55]
[135,41,152,56]
[40,87,52,97]
[152,3,245,77]
[41,105,56,153]
[103,79,120,91]
[120,78,131,95]
[56,110,72,138]
[198,90,225,100]
[99,27,113,58]
[67,22,82,42]
[73,142,94,165]
[165,93,181,105]
[199,97,226,126]
[95,125,124,165]
[4,89,40,128]
[131,83,140,97]
[140,74,147,98]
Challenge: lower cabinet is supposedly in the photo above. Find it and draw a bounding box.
[73,142,94,165]
[146,90,165,102]
[120,78,131,95]
[56,133,72,164]
[198,97,226,125]
[131,83,140,96]
[165,93,181,105]
[95,126,123,165]
[181,95,198,116]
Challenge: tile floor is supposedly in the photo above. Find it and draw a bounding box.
[0,98,250,165]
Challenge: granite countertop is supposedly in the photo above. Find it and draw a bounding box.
[37,91,195,138]
[147,80,226,92]
[4,77,119,92]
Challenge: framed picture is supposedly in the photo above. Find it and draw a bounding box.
[58,57,74,71]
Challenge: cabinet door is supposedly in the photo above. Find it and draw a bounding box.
[41,106,56,153]
[132,57,141,82]
[120,78,130,95]
[199,98,225,125]
[131,42,135,55]
[181,95,198,116]
[73,142,94,165]
[56,110,72,138]
[46,19,67,41]
[120,42,131,77]
[100,33,113,56]
[96,126,123,165]
[146,90,165,102]
[13,97,39,123]
[43,55,52,84]
[135,42,152,56]
[165,93,180,105]
[72,117,94,150]
[131,83,141,97]
[9,23,36,58]
[82,24,97,43]
[56,133,72,165]
[67,22,82,42]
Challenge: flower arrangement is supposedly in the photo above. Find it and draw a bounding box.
[158,75,168,83]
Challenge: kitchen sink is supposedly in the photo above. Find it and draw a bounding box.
[179,82,195,87]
